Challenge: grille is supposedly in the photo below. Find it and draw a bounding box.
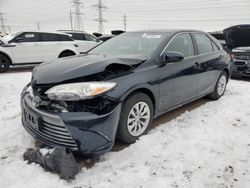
[25,115,78,150]
[234,55,250,60]
[234,60,247,66]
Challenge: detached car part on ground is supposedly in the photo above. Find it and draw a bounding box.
[0,31,79,72]
[21,29,231,156]
[223,25,250,77]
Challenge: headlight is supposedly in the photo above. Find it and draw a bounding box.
[45,82,116,101]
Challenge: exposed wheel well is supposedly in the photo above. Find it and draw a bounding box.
[0,52,13,65]
[58,50,76,58]
[124,88,156,115]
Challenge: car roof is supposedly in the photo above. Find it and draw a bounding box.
[17,30,71,36]
[129,29,203,34]
[57,30,88,34]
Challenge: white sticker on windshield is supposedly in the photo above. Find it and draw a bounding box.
[25,34,34,38]
[142,33,162,39]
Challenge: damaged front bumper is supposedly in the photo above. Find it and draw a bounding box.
[21,90,122,155]
[232,59,250,77]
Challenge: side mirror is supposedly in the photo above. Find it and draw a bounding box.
[165,51,184,63]
[13,38,24,43]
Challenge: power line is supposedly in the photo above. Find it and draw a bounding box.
[71,0,84,30]
[37,22,40,31]
[93,0,108,33]
[69,10,73,30]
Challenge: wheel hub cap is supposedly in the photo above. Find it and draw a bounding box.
[217,75,227,96]
[127,101,150,137]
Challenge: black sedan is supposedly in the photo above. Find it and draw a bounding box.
[21,29,231,155]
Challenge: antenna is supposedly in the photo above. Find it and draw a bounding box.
[93,0,108,33]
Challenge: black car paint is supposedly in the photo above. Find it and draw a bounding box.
[21,30,231,155]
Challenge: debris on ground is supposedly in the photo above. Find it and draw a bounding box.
[23,147,79,180]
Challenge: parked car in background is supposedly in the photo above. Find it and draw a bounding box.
[209,31,226,46]
[97,34,115,42]
[21,29,231,156]
[0,31,79,72]
[223,25,250,77]
[59,30,98,53]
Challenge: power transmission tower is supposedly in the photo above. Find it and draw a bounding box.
[0,12,6,34]
[69,10,73,30]
[37,22,40,31]
[123,13,127,31]
[71,0,84,30]
[93,0,108,33]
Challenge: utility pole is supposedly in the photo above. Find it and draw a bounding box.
[123,13,127,31]
[0,12,6,33]
[69,10,73,30]
[93,0,108,34]
[71,0,83,30]
[37,22,40,31]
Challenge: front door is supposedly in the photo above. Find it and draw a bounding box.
[10,32,42,64]
[158,33,200,111]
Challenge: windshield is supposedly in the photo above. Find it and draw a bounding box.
[90,32,167,58]
[1,31,23,43]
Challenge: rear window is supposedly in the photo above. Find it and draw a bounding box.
[85,34,97,42]
[39,33,73,42]
[194,34,213,54]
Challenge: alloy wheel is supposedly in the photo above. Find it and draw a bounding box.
[127,101,150,137]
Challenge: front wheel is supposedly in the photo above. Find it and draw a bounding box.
[117,93,153,144]
[208,71,228,100]
[0,54,10,73]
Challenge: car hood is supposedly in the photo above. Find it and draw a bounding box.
[32,54,146,85]
[223,25,250,49]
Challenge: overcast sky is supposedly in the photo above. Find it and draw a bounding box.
[1,0,250,34]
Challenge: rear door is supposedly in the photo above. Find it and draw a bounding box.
[10,32,42,63]
[158,33,200,111]
[39,33,62,62]
[193,33,223,96]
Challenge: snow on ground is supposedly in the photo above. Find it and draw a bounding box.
[0,72,250,188]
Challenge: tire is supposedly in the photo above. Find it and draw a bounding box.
[208,71,228,100]
[0,54,10,73]
[58,51,75,58]
[117,92,154,144]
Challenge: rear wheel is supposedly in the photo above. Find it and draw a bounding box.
[58,51,75,58]
[117,93,153,143]
[0,54,10,73]
[208,71,228,100]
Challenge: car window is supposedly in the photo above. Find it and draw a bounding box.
[39,33,59,42]
[57,34,73,41]
[166,33,194,58]
[39,33,72,42]
[211,41,220,52]
[69,33,85,40]
[91,32,167,58]
[85,34,97,42]
[194,34,213,54]
[16,32,39,42]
